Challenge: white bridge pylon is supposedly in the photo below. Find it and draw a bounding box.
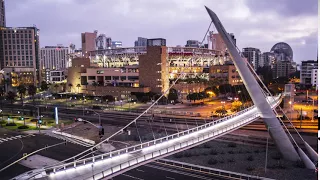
[17,96,281,180]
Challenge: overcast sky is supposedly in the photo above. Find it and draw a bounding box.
[5,0,318,63]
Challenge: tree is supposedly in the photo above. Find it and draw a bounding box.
[40,81,49,91]
[219,84,232,94]
[168,88,178,102]
[17,84,27,106]
[102,95,115,103]
[215,107,227,116]
[54,84,59,93]
[28,85,37,105]
[0,87,4,109]
[7,91,16,104]
[76,84,81,94]
[68,83,73,93]
[231,100,242,112]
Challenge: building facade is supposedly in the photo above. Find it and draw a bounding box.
[96,34,112,50]
[300,60,318,87]
[0,0,5,27]
[260,52,275,67]
[242,47,261,71]
[44,69,65,83]
[209,63,243,86]
[81,31,97,57]
[134,37,147,47]
[185,40,200,48]
[41,45,68,70]
[272,60,295,79]
[112,41,122,48]
[0,27,41,87]
[209,32,236,52]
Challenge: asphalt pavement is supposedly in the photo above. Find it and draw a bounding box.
[0,128,88,180]
[113,161,233,180]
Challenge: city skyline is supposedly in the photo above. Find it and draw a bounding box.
[5,0,318,63]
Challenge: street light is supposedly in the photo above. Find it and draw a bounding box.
[288,101,292,121]
[84,108,101,125]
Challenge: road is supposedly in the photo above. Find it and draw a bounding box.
[0,128,88,180]
[113,161,244,180]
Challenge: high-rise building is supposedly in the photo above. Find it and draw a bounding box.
[0,27,41,87]
[96,34,112,50]
[41,45,69,70]
[112,41,122,48]
[81,31,97,57]
[242,47,261,70]
[0,0,5,27]
[134,37,148,47]
[272,60,295,79]
[209,32,236,52]
[260,52,275,67]
[300,60,318,87]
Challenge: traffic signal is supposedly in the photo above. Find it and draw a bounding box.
[38,119,42,124]
[101,127,104,135]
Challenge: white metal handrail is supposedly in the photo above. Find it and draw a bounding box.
[43,96,281,173]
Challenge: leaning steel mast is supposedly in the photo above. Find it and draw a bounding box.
[205,6,300,161]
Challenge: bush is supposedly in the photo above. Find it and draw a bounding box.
[184,152,193,157]
[6,123,17,126]
[227,142,237,148]
[254,149,260,153]
[228,150,234,154]
[228,158,235,163]
[210,149,218,155]
[18,125,29,129]
[246,166,255,171]
[272,153,282,160]
[246,150,252,154]
[202,151,208,156]
[220,151,225,155]
[247,155,254,161]
[208,158,218,165]
[174,153,183,158]
[219,160,224,164]
[238,150,243,154]
[203,143,211,148]
[294,160,305,168]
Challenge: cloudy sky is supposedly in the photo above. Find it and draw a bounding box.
[5,0,318,63]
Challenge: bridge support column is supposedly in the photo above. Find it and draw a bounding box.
[205,6,300,161]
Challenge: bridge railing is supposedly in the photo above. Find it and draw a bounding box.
[87,113,262,180]
[44,95,281,176]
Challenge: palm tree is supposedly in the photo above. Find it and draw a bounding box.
[17,84,27,106]
[7,91,16,108]
[76,84,81,94]
[28,85,37,106]
[54,84,59,93]
[0,87,4,109]
[68,83,73,93]
[84,82,89,94]
[4,78,10,93]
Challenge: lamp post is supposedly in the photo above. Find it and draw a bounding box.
[288,101,292,120]
[85,108,101,125]
[311,98,314,122]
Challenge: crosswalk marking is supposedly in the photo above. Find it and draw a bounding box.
[0,134,35,143]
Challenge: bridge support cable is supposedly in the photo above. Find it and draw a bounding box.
[147,114,156,140]
[134,121,143,144]
[199,21,212,45]
[159,115,168,137]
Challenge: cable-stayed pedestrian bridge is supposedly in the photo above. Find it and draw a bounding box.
[16,95,281,180]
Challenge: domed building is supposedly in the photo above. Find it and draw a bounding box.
[270,42,293,61]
